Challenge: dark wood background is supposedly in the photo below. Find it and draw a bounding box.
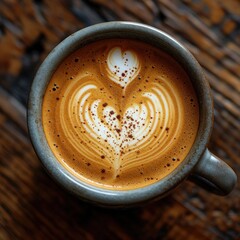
[0,0,239,239]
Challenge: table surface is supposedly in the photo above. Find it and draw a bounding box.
[0,0,239,239]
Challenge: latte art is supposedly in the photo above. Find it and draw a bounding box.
[107,47,140,89]
[42,39,199,190]
[61,79,182,178]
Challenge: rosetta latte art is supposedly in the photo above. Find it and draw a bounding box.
[43,39,199,190]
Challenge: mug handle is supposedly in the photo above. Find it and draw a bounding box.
[189,149,237,195]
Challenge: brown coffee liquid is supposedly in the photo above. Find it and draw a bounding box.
[42,39,199,190]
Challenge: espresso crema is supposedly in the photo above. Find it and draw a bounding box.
[42,39,199,190]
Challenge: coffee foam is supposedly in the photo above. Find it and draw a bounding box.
[42,39,199,190]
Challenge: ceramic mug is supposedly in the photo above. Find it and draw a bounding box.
[28,22,237,207]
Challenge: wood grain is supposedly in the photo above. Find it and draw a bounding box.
[0,0,239,239]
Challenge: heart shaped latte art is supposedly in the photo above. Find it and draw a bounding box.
[107,47,140,89]
[58,47,183,178]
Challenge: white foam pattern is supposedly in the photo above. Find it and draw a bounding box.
[58,47,183,177]
[107,47,140,89]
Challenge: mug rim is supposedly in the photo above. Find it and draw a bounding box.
[28,21,213,207]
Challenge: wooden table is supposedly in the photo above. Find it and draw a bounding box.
[0,1,239,239]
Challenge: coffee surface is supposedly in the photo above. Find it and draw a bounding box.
[42,39,199,190]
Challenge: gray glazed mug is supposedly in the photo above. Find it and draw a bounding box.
[28,21,237,207]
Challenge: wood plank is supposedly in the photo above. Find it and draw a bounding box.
[0,0,239,239]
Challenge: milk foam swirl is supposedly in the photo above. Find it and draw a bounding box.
[58,47,183,178]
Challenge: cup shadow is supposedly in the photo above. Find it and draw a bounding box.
[12,164,174,240]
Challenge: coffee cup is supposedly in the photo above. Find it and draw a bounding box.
[28,22,237,207]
